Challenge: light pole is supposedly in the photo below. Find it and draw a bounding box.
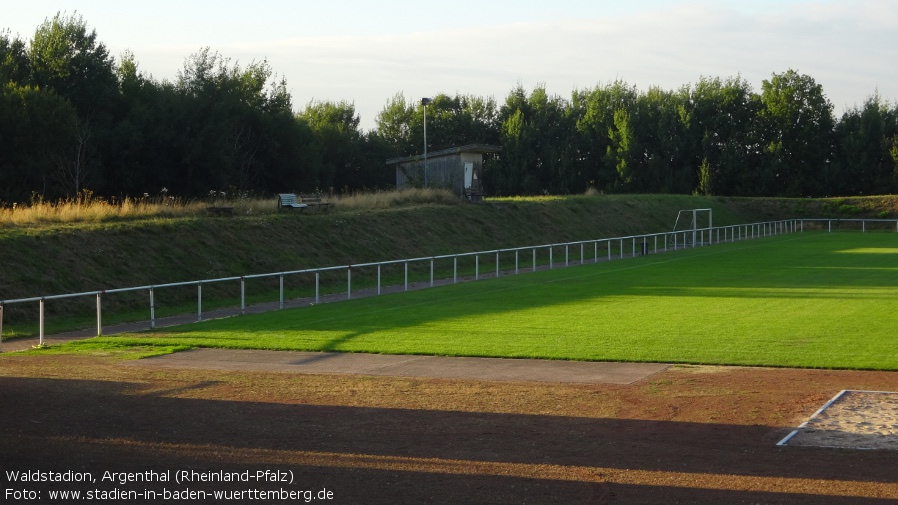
[421,97,432,188]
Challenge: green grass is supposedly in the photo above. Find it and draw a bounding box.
[49,232,898,370]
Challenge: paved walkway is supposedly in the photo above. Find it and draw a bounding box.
[127,348,669,385]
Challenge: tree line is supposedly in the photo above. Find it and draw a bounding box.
[2,13,898,204]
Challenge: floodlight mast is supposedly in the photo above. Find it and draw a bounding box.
[421,97,433,188]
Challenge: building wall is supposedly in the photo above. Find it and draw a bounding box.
[396,153,468,194]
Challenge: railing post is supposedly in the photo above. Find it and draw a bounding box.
[620,239,624,259]
[240,276,246,315]
[404,262,408,291]
[532,248,537,272]
[594,241,598,262]
[377,265,382,295]
[431,258,435,287]
[495,251,500,278]
[608,240,612,261]
[316,272,320,303]
[580,243,584,264]
[197,282,203,322]
[39,298,45,346]
[347,266,352,300]
[549,248,554,269]
[0,302,4,344]
[515,250,520,274]
[476,254,480,280]
[279,274,285,309]
[96,291,103,336]
[454,256,458,283]
[149,287,156,329]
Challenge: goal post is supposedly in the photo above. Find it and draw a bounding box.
[672,208,712,247]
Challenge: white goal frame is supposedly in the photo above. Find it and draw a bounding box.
[672,208,713,246]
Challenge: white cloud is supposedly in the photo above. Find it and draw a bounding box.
[8,0,897,128]
[208,2,892,128]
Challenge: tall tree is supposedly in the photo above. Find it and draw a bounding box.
[833,93,898,195]
[374,92,415,157]
[28,12,117,116]
[759,69,835,196]
[573,81,639,192]
[0,83,77,201]
[0,30,30,85]
[683,75,763,196]
[495,85,575,195]
[299,100,365,191]
[173,48,295,195]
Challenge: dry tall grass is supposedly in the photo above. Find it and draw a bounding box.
[330,188,461,211]
[0,194,269,226]
[0,189,461,227]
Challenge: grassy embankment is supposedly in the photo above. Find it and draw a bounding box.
[1,191,896,338]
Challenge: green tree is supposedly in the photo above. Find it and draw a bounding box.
[833,93,898,195]
[374,92,500,157]
[495,85,576,195]
[299,100,365,191]
[683,76,763,196]
[573,81,638,192]
[28,12,117,115]
[173,48,296,195]
[0,83,77,201]
[423,93,500,150]
[759,69,835,196]
[374,92,415,156]
[0,30,31,85]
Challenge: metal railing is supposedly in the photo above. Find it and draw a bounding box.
[2,217,892,345]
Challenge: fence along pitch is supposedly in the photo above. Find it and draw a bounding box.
[2,218,894,342]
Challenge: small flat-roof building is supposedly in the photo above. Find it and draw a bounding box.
[386,144,502,201]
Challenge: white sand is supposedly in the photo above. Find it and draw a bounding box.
[784,390,898,450]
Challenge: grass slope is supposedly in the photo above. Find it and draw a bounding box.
[80,232,898,370]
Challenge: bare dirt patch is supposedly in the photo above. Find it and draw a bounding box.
[2,353,898,504]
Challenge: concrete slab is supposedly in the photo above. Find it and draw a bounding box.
[127,348,669,385]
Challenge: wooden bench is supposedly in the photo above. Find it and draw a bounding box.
[278,193,308,211]
[299,194,334,213]
[206,206,235,216]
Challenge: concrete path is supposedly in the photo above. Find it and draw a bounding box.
[127,348,669,385]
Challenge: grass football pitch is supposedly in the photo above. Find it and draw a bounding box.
[87,231,898,370]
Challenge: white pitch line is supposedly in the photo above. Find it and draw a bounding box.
[777,389,849,446]
[776,389,898,447]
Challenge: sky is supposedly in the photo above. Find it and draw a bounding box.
[5,0,898,130]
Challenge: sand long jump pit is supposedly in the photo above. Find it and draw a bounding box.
[779,390,898,450]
